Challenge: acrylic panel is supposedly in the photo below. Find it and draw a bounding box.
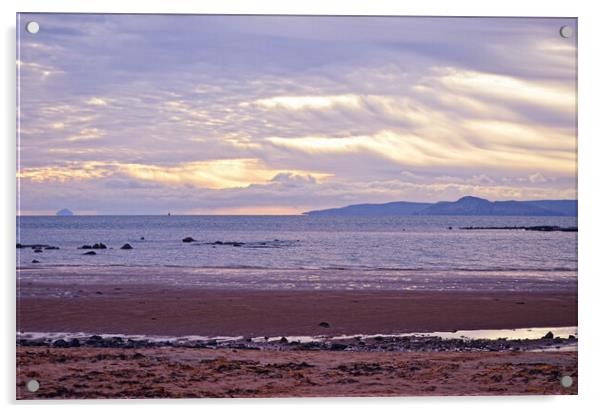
[16,14,577,399]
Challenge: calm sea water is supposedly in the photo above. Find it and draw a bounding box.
[17,215,577,290]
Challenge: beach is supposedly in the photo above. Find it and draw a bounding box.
[16,348,577,399]
[16,266,577,398]
[18,280,576,337]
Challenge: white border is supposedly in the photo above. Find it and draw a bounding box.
[3,0,601,411]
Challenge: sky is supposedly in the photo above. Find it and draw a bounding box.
[17,14,577,215]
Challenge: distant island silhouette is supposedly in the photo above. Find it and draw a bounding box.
[56,208,74,216]
[303,196,577,217]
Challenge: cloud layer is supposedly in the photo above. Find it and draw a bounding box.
[17,15,577,214]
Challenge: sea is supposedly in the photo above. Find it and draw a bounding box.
[16,215,577,291]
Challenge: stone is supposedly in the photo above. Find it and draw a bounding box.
[31,260,40,264]
[83,251,97,255]
[120,243,133,250]
[52,339,69,348]
[33,249,43,253]
[543,331,554,339]
[318,321,330,328]
[182,237,196,243]
[330,343,348,351]
[279,336,289,344]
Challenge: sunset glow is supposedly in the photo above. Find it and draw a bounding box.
[17,15,577,215]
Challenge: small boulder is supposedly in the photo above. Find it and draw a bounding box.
[543,331,554,339]
[182,237,196,243]
[330,343,348,351]
[33,249,43,253]
[318,321,330,328]
[31,259,40,264]
[120,243,133,250]
[80,245,92,249]
[52,339,69,348]
[92,243,107,249]
[279,336,289,344]
[68,338,81,347]
[83,251,96,255]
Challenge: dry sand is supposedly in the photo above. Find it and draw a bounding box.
[16,347,577,398]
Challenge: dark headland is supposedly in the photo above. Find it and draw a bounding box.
[303,196,577,217]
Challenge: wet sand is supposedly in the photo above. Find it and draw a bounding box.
[17,271,577,398]
[17,284,577,337]
[16,347,577,398]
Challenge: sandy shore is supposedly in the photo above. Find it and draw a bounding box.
[16,347,577,398]
[17,284,576,337]
[17,269,577,398]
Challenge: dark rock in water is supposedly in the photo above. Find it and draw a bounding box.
[69,338,81,347]
[569,335,576,340]
[461,225,577,232]
[208,241,245,247]
[52,339,69,348]
[79,243,107,250]
[83,251,96,255]
[448,226,453,230]
[140,237,145,240]
[33,249,43,253]
[182,237,196,243]
[31,259,40,264]
[318,321,331,328]
[543,331,554,339]
[279,336,289,344]
[18,243,54,249]
[44,246,59,250]
[120,243,133,250]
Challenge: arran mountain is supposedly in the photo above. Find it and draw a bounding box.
[303,196,577,217]
[302,201,431,216]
